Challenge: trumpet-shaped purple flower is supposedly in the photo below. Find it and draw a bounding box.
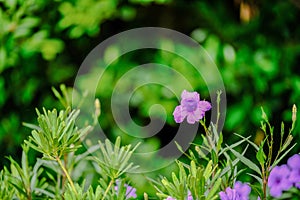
[173,90,211,124]
[287,154,300,189]
[234,181,251,200]
[219,187,239,200]
[219,181,251,200]
[268,165,292,198]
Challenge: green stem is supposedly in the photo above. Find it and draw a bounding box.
[215,90,222,131]
[26,187,32,200]
[102,179,114,200]
[62,153,68,191]
[56,157,77,196]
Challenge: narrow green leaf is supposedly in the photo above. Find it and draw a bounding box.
[206,178,221,199]
[105,139,114,158]
[22,122,41,131]
[228,145,262,175]
[256,145,266,165]
[272,143,297,168]
[190,160,197,177]
[217,132,223,152]
[203,160,212,180]
[280,122,285,138]
[172,172,180,187]
[233,132,259,151]
[247,173,262,185]
[220,135,252,155]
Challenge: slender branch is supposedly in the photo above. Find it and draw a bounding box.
[56,156,77,196]
[261,164,267,200]
[102,179,114,200]
[62,153,68,191]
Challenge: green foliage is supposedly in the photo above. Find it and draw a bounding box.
[153,95,299,199]
[0,86,299,199]
[227,106,297,199]
[24,108,91,159]
[1,0,300,170]
[0,169,15,200]
[1,0,300,198]
[94,137,140,179]
[6,144,49,200]
[1,104,141,199]
[58,0,118,38]
[154,92,246,199]
[156,160,221,200]
[63,182,102,200]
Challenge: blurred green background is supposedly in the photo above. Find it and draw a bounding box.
[1,0,300,173]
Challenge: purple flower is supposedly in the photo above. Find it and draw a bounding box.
[268,165,293,197]
[219,181,251,200]
[173,90,211,124]
[187,190,193,200]
[166,197,175,200]
[114,181,137,199]
[287,154,300,189]
[219,187,239,200]
[234,181,251,200]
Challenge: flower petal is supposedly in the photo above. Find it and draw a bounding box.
[198,100,212,112]
[234,181,251,198]
[181,90,189,99]
[270,186,283,198]
[287,154,300,170]
[187,112,198,124]
[181,90,199,101]
[191,91,200,101]
[289,169,300,183]
[219,191,229,200]
[173,105,187,123]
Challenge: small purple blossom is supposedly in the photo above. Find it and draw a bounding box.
[287,154,300,189]
[268,164,293,198]
[219,181,251,200]
[187,190,193,200]
[173,90,211,124]
[166,197,175,200]
[114,180,137,199]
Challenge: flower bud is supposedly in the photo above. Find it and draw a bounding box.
[95,98,101,117]
[292,104,297,123]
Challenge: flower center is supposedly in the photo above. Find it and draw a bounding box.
[184,99,198,112]
[275,177,281,185]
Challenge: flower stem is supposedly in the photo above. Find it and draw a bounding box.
[261,165,267,200]
[56,156,77,196]
[102,179,114,200]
